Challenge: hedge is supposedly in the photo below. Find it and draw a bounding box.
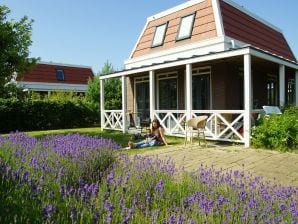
[0,99,99,133]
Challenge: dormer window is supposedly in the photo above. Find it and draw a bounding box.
[152,23,168,47]
[176,13,196,41]
[56,69,65,81]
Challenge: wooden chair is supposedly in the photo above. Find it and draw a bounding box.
[184,115,208,148]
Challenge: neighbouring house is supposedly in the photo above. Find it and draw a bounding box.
[100,0,298,147]
[18,61,94,95]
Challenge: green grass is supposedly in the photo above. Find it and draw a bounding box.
[20,127,186,149]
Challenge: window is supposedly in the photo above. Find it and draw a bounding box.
[266,75,277,105]
[158,73,178,110]
[286,77,295,105]
[56,69,65,81]
[192,67,211,110]
[176,13,196,41]
[152,23,168,47]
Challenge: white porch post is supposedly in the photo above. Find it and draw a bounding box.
[296,70,298,106]
[100,79,105,130]
[186,64,192,120]
[149,70,155,121]
[279,65,285,107]
[243,54,252,148]
[121,76,127,133]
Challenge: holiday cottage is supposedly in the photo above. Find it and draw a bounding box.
[100,0,298,147]
[19,62,94,95]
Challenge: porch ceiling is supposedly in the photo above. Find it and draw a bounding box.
[100,46,298,80]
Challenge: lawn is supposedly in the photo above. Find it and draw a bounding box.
[24,127,186,149]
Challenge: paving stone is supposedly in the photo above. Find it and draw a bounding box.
[136,144,298,186]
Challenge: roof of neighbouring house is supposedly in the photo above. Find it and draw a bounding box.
[129,0,296,63]
[19,61,94,85]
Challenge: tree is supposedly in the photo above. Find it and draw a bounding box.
[86,61,122,110]
[0,5,38,97]
[86,75,100,108]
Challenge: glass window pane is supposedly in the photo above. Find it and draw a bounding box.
[192,75,210,110]
[152,23,167,47]
[177,13,195,40]
[56,69,64,81]
[159,78,177,110]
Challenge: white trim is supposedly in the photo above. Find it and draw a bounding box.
[121,76,127,133]
[296,70,298,106]
[222,0,282,33]
[149,71,155,121]
[18,81,88,92]
[125,36,226,68]
[279,65,285,107]
[186,64,192,121]
[101,47,298,80]
[243,54,252,148]
[249,48,298,69]
[102,47,250,79]
[129,20,150,59]
[39,61,93,69]
[147,0,206,22]
[100,79,105,129]
[212,0,225,37]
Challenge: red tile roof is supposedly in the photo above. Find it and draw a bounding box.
[19,63,94,84]
[220,0,296,62]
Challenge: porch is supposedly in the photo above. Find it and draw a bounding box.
[100,47,298,147]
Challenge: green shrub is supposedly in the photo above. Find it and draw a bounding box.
[0,98,99,133]
[252,106,298,151]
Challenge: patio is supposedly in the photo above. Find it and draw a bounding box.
[138,143,298,186]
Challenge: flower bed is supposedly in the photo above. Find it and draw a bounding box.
[0,133,297,223]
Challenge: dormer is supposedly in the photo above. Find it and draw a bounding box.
[125,0,296,69]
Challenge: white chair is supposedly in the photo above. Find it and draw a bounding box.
[184,115,208,148]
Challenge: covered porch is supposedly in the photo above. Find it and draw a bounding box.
[100,46,298,147]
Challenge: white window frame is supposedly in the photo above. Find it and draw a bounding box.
[134,76,149,115]
[156,72,178,110]
[176,13,196,41]
[152,23,168,47]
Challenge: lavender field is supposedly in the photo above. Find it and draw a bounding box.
[0,132,297,223]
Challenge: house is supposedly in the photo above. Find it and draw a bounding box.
[99,0,298,147]
[18,61,94,95]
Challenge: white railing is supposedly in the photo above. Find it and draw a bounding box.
[103,109,257,144]
[192,110,245,143]
[103,110,123,130]
[154,110,187,135]
[154,110,246,143]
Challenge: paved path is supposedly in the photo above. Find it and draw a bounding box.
[137,143,298,186]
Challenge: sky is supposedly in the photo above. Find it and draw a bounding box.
[2,0,298,73]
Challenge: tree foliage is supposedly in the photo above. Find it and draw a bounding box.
[86,61,122,110]
[0,5,38,97]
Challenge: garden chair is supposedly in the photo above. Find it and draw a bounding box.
[184,115,208,148]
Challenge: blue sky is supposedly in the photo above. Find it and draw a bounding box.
[2,0,298,73]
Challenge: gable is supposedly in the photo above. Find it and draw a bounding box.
[220,0,296,62]
[131,0,217,59]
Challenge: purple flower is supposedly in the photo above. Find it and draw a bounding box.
[42,204,55,220]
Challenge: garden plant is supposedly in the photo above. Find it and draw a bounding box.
[0,132,297,223]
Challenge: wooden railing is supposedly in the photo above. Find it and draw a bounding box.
[154,110,245,143]
[103,110,123,131]
[102,109,259,143]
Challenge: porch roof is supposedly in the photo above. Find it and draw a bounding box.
[100,46,298,80]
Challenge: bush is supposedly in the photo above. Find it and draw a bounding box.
[0,133,120,223]
[0,98,99,133]
[252,106,298,151]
